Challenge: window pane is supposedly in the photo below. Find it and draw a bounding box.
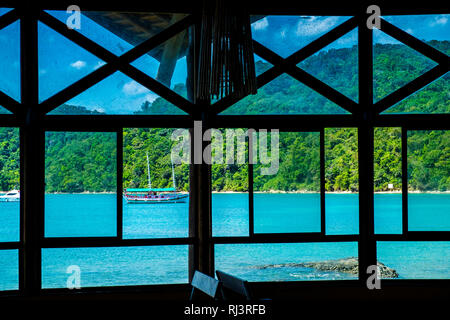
[45,132,117,237]
[49,71,187,115]
[0,106,12,114]
[0,20,20,102]
[212,193,249,237]
[123,128,189,239]
[254,132,320,233]
[374,127,402,234]
[378,18,449,114]
[251,16,351,58]
[215,242,358,282]
[382,72,449,114]
[46,11,188,56]
[131,26,193,102]
[0,127,20,242]
[408,130,450,231]
[0,8,13,17]
[254,54,273,77]
[38,21,104,102]
[0,249,18,291]
[221,74,349,115]
[210,128,249,237]
[325,128,359,235]
[382,15,450,55]
[298,28,358,103]
[373,29,438,103]
[377,241,450,279]
[42,246,188,288]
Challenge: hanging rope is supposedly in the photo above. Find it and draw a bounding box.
[197,0,257,101]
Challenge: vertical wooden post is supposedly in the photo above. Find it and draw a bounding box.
[248,129,254,237]
[320,128,326,236]
[20,6,43,295]
[357,7,377,286]
[117,129,123,239]
[188,12,213,280]
[189,113,213,280]
[401,127,408,235]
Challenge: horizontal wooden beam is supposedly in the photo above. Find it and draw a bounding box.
[43,114,193,129]
[210,114,356,129]
[213,234,359,244]
[39,113,450,131]
[40,237,195,248]
[375,232,450,241]
[374,114,450,128]
[0,242,21,250]
[20,0,450,15]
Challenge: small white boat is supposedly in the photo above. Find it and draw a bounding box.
[0,190,20,202]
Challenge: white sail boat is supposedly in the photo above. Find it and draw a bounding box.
[123,152,188,204]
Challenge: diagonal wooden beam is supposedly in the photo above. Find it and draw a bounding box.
[211,65,282,115]
[39,10,118,63]
[252,40,284,66]
[119,14,195,64]
[224,21,360,115]
[287,67,358,114]
[257,36,358,113]
[374,65,447,113]
[0,8,18,31]
[40,63,118,114]
[40,10,194,67]
[0,94,18,114]
[285,16,358,65]
[39,10,195,114]
[120,64,194,114]
[0,91,20,113]
[380,18,449,66]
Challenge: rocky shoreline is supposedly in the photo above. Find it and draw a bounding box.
[254,257,399,278]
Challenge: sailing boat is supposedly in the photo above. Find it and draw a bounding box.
[123,151,188,204]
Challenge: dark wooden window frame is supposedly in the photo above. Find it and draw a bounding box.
[0,3,448,297]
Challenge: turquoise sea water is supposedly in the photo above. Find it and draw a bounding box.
[0,193,449,290]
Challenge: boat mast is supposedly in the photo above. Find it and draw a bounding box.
[146,151,152,189]
[171,153,176,190]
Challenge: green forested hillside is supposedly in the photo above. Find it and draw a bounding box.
[0,128,19,191]
[0,41,448,192]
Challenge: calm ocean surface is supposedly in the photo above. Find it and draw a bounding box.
[0,193,449,290]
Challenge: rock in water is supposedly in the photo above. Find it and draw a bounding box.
[255,257,399,278]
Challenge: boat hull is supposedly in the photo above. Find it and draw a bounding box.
[0,197,19,202]
[124,194,188,204]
